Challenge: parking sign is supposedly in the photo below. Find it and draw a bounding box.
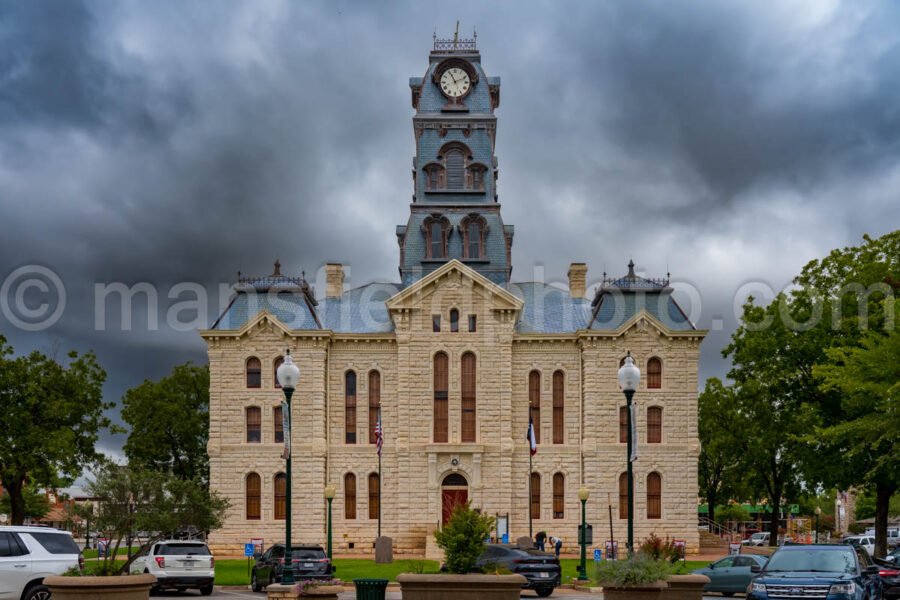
[244,543,255,557]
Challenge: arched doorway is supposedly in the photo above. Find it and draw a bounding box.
[441,473,468,525]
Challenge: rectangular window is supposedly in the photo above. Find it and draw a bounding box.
[619,406,628,444]
[619,474,628,519]
[246,407,261,443]
[273,405,284,444]
[468,315,477,332]
[430,222,444,258]
[461,353,476,443]
[648,407,662,444]
[450,310,459,332]
[368,371,381,445]
[552,371,564,445]
[345,372,357,444]
[530,473,541,520]
[432,315,441,332]
[434,353,449,443]
[274,475,286,520]
[368,474,380,520]
[553,474,565,519]
[467,222,480,258]
[345,474,356,520]
[647,474,662,519]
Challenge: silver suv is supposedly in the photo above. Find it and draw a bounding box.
[0,526,83,600]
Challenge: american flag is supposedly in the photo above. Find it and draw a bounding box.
[375,411,383,458]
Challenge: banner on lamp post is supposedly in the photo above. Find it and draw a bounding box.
[281,400,291,460]
[629,403,638,462]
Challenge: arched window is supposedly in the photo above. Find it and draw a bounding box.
[647,407,662,444]
[246,473,261,520]
[647,358,662,389]
[552,370,564,444]
[368,371,381,445]
[433,352,449,442]
[529,371,541,444]
[530,473,541,520]
[246,357,261,388]
[467,164,487,191]
[273,404,284,444]
[424,164,445,190]
[423,216,450,259]
[618,473,628,519]
[450,309,459,332]
[344,473,356,520]
[553,473,565,519]
[345,371,357,444]
[274,473,286,520]
[619,406,628,444]
[445,148,466,189]
[273,356,284,388]
[461,352,476,443]
[647,472,662,519]
[246,407,261,443]
[461,215,488,259]
[368,473,380,520]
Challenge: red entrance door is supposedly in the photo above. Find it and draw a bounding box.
[442,488,468,524]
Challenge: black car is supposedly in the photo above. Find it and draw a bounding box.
[874,555,900,600]
[746,544,883,600]
[251,544,334,591]
[475,544,560,597]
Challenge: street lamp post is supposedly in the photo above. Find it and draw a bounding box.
[578,487,590,581]
[324,485,336,561]
[617,351,641,557]
[277,351,301,585]
[815,507,821,544]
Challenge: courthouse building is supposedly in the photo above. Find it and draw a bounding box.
[201,36,706,556]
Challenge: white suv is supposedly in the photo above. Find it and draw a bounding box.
[0,526,83,600]
[129,540,214,596]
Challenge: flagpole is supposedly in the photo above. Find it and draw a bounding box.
[378,406,382,539]
[528,449,533,540]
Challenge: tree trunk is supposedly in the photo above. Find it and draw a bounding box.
[5,475,26,526]
[707,491,717,530]
[875,482,893,558]
[768,492,781,547]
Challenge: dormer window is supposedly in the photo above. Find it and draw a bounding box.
[467,164,487,191]
[424,142,485,193]
[445,147,466,189]
[424,163,445,191]
[423,215,450,259]
[460,214,488,259]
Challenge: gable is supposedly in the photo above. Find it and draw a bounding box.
[387,259,523,313]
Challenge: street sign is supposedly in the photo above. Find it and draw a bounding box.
[579,524,593,545]
[605,540,619,560]
[281,400,291,460]
[244,543,255,557]
[593,548,602,561]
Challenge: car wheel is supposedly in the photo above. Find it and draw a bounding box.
[200,583,214,596]
[251,571,262,592]
[536,588,554,597]
[22,585,51,600]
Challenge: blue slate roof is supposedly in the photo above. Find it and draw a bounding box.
[590,291,693,331]
[510,282,594,333]
[212,290,320,330]
[319,283,398,333]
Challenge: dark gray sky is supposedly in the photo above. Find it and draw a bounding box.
[2,0,900,459]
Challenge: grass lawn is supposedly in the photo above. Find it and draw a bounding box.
[213,558,441,586]
[82,546,140,559]
[214,558,708,587]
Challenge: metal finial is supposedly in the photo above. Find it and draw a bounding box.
[272,259,282,277]
[627,260,636,278]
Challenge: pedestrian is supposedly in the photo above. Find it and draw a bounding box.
[535,531,547,551]
[549,535,562,558]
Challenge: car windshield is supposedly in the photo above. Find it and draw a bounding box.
[765,549,856,574]
[292,549,325,560]
[157,543,210,556]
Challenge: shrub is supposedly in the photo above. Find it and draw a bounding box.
[404,560,428,574]
[638,533,682,564]
[595,555,672,587]
[433,502,494,574]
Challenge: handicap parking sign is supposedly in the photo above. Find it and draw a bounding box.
[593,549,602,561]
[244,543,255,557]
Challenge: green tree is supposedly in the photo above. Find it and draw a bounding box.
[87,461,228,575]
[698,378,749,527]
[433,503,494,574]
[814,314,900,556]
[0,483,50,521]
[0,335,109,525]
[121,363,209,483]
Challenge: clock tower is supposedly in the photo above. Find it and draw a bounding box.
[397,32,513,287]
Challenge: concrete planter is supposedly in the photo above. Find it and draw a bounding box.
[265,583,344,600]
[663,574,710,600]
[397,573,527,600]
[601,580,667,600]
[43,574,156,600]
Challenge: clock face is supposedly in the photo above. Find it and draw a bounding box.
[439,67,471,98]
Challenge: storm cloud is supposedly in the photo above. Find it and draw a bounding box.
[1,0,899,457]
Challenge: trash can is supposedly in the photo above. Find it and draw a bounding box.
[354,578,389,600]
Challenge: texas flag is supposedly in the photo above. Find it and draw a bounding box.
[526,416,537,456]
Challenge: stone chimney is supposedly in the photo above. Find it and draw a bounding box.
[567,263,587,298]
[325,263,344,298]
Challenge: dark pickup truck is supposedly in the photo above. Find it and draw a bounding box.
[746,544,883,600]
